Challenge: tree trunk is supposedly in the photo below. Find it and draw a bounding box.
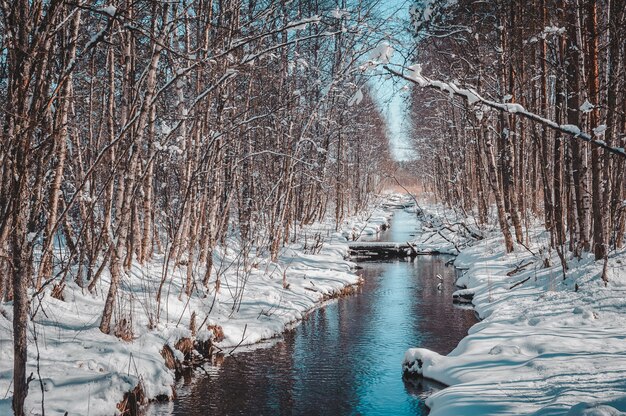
[586,0,606,260]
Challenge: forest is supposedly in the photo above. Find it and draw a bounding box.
[404,0,625,267]
[0,0,395,413]
[1,0,626,414]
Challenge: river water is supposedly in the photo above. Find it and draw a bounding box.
[149,209,477,416]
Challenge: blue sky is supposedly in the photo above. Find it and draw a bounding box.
[369,0,415,161]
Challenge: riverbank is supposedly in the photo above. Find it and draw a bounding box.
[403,202,626,415]
[150,206,476,415]
[0,196,396,415]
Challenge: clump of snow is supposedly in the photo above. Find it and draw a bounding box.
[504,103,525,113]
[593,124,607,137]
[580,99,595,113]
[369,42,394,64]
[406,64,428,87]
[561,124,582,135]
[330,8,350,19]
[100,5,117,17]
[541,25,566,38]
[452,288,475,303]
[403,348,446,379]
[287,16,321,33]
[348,88,364,106]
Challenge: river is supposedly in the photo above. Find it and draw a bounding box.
[149,209,477,415]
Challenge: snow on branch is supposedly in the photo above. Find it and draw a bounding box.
[385,65,626,159]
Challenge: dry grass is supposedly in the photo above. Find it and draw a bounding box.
[207,324,225,343]
[50,281,65,301]
[116,381,145,416]
[174,337,194,359]
[113,317,134,342]
[189,311,197,336]
[160,344,177,370]
[322,277,364,301]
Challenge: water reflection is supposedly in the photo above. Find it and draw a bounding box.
[149,210,477,416]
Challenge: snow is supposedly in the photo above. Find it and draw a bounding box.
[100,5,117,17]
[541,25,566,38]
[406,64,427,87]
[0,198,394,415]
[580,99,595,113]
[402,202,626,415]
[330,8,350,19]
[593,124,607,136]
[340,207,391,241]
[7,191,626,415]
[286,16,321,32]
[561,124,582,135]
[348,88,364,106]
[504,102,525,113]
[369,42,394,64]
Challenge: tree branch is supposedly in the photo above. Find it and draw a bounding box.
[384,65,626,159]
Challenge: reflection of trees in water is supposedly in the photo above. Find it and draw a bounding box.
[412,257,478,355]
[161,255,476,416]
[402,374,447,415]
[178,332,297,415]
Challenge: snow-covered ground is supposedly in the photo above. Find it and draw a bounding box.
[403,202,626,415]
[0,197,396,415]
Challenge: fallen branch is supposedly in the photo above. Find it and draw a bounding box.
[442,223,483,241]
[506,261,534,276]
[509,276,532,290]
[437,230,460,253]
[391,175,424,216]
[228,324,248,355]
[406,241,419,256]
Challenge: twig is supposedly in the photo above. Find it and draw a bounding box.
[517,239,537,257]
[437,230,460,253]
[509,276,532,290]
[506,261,533,277]
[406,241,419,256]
[30,308,46,415]
[228,324,248,355]
[391,175,424,216]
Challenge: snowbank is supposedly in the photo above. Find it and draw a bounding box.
[0,196,397,415]
[408,203,486,254]
[403,203,626,415]
[341,204,393,240]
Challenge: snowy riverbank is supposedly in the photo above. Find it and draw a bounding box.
[0,196,398,415]
[403,203,626,415]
